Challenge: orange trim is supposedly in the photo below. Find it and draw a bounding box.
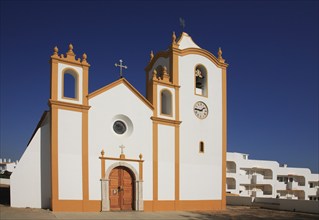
[52,200,101,212]
[50,60,58,100]
[51,106,59,211]
[82,110,89,202]
[221,67,227,209]
[99,156,144,163]
[82,200,101,212]
[50,46,91,212]
[143,200,223,211]
[153,80,179,88]
[151,116,182,126]
[82,65,89,106]
[175,125,180,201]
[152,122,158,203]
[88,78,154,110]
[145,51,170,73]
[152,80,158,117]
[171,46,179,85]
[49,99,90,111]
[177,48,228,68]
[50,54,90,68]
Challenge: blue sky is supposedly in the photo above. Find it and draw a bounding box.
[1,0,318,172]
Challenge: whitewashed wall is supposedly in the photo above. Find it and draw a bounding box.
[11,113,51,208]
[158,125,175,200]
[58,109,83,200]
[179,54,223,200]
[88,83,153,201]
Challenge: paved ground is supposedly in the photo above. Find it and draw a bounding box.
[1,205,318,220]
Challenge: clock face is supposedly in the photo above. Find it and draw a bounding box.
[194,101,208,119]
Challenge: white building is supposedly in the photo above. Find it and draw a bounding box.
[0,158,18,173]
[226,152,319,201]
[10,32,228,212]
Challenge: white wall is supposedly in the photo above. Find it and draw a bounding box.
[227,196,319,214]
[88,83,153,201]
[227,152,319,200]
[58,109,83,200]
[158,125,175,200]
[179,54,223,200]
[11,113,51,208]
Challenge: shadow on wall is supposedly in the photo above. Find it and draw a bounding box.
[40,113,51,209]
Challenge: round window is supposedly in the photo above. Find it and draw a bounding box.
[113,121,127,135]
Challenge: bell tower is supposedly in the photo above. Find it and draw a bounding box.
[145,32,228,211]
[49,44,91,211]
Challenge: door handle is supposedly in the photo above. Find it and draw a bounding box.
[118,186,123,192]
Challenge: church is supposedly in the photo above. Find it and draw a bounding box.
[10,32,228,212]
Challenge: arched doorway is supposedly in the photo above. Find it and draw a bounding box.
[101,161,143,211]
[109,166,135,211]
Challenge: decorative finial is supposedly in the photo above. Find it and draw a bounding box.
[53,46,58,55]
[139,153,143,160]
[172,31,176,44]
[218,47,225,63]
[153,69,157,80]
[82,53,87,61]
[66,43,75,56]
[101,149,105,156]
[150,50,154,61]
[163,66,167,75]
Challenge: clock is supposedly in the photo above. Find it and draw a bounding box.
[193,101,208,119]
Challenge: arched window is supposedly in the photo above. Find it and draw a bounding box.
[63,69,78,99]
[195,65,207,96]
[161,89,172,116]
[199,141,204,153]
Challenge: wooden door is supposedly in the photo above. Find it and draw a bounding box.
[109,166,134,211]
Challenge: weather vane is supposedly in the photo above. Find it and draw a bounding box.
[179,17,185,31]
[114,59,128,78]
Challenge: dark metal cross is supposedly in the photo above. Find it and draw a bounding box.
[115,59,128,78]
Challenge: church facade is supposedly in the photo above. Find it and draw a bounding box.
[10,32,228,212]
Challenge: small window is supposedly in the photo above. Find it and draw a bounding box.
[195,65,207,96]
[161,89,172,116]
[113,120,127,135]
[63,69,78,99]
[199,141,204,153]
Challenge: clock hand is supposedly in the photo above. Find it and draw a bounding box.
[195,108,204,111]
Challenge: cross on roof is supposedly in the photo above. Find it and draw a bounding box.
[114,59,128,78]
